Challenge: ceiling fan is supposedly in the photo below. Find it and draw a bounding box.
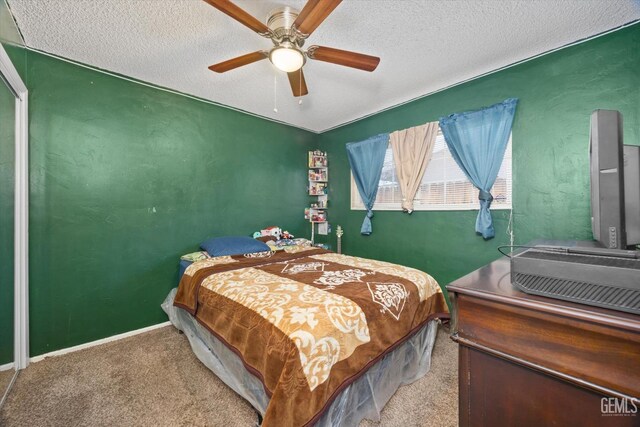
[203,0,380,97]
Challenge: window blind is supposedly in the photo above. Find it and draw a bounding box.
[351,130,512,211]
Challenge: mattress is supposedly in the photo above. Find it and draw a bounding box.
[162,288,440,426]
[178,259,191,282]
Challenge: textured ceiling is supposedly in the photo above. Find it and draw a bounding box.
[7,0,640,132]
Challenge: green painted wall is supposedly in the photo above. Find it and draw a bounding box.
[23,50,315,356]
[318,24,640,301]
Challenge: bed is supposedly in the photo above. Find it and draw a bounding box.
[163,244,449,426]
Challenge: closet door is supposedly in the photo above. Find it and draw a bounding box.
[0,2,29,398]
[0,66,15,394]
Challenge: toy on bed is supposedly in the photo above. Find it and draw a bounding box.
[251,226,313,251]
[252,226,294,240]
[258,226,283,240]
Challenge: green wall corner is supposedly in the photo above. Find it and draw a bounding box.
[24,50,316,357]
[318,24,640,304]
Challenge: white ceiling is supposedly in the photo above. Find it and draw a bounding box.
[7,0,640,132]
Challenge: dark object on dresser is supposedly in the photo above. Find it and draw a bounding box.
[448,256,640,427]
[510,245,640,315]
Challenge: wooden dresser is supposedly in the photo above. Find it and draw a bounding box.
[448,256,640,427]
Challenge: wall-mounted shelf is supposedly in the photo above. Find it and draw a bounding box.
[306,150,330,243]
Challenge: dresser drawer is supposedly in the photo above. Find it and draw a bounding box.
[453,293,640,398]
[459,345,638,427]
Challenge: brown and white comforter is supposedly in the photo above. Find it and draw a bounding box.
[174,246,449,426]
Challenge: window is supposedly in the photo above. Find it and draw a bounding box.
[351,129,512,211]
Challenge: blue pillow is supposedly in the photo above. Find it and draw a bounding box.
[200,236,270,257]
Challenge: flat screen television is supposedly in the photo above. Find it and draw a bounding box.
[590,109,640,249]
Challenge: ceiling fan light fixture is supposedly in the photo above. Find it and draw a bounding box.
[269,45,305,73]
[205,0,380,97]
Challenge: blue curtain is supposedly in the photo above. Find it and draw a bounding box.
[346,134,389,235]
[439,98,518,239]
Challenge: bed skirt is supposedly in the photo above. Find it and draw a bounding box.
[162,288,439,426]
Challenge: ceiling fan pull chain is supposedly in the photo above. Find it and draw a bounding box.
[298,69,303,105]
[273,75,278,113]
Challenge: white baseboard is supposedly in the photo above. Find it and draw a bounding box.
[0,362,14,372]
[30,321,172,363]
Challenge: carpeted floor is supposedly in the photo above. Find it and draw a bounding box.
[0,324,458,427]
[0,369,15,401]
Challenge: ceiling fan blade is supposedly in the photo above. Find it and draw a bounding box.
[293,0,342,36]
[208,51,267,73]
[307,46,380,72]
[202,0,271,36]
[287,69,309,97]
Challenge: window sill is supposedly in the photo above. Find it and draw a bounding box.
[350,205,512,212]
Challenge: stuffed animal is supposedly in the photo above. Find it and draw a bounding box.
[252,231,262,238]
[261,226,282,240]
[282,230,294,239]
